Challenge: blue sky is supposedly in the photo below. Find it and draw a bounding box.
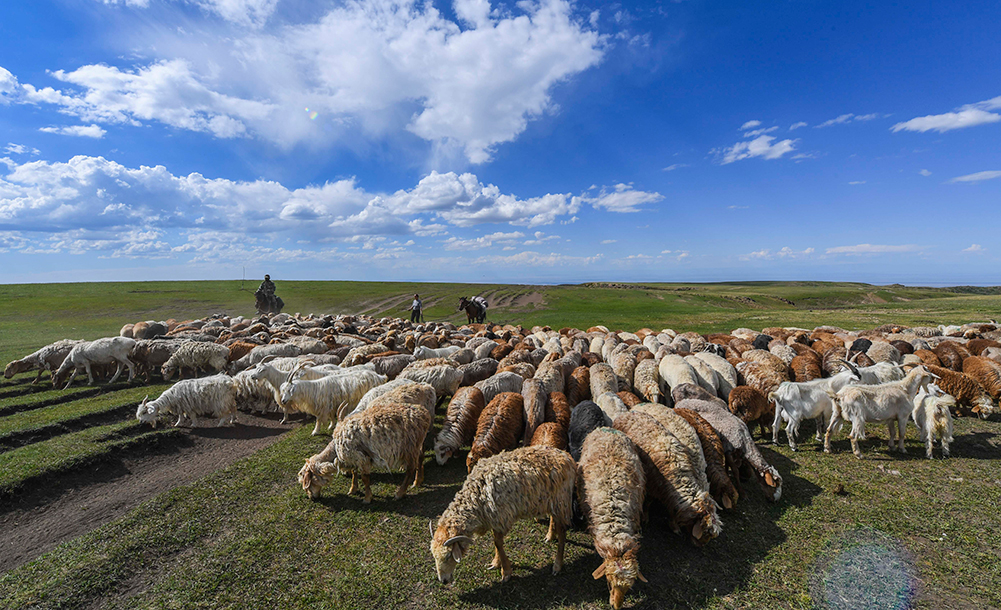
[0,0,998,285]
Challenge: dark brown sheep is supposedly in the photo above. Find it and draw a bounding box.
[728,385,773,437]
[467,392,525,472]
[674,407,738,510]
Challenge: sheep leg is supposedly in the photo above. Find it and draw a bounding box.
[897,416,907,453]
[412,455,424,488]
[772,407,784,445]
[787,417,800,451]
[491,531,513,582]
[84,362,96,385]
[395,467,415,500]
[348,473,359,495]
[107,362,124,385]
[886,421,897,452]
[926,430,934,459]
[942,435,951,458]
[361,474,372,504]
[552,520,566,575]
[850,437,862,459]
[311,418,325,436]
[32,369,43,385]
[823,415,840,454]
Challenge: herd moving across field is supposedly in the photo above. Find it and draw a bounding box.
[5,313,1001,609]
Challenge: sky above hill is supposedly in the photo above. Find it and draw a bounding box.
[0,0,999,285]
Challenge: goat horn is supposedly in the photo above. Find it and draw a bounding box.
[336,401,350,423]
[839,359,861,379]
[443,535,473,547]
[141,395,148,407]
[429,520,435,536]
[285,361,309,385]
[260,355,276,364]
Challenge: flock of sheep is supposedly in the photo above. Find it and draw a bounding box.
[5,312,1001,609]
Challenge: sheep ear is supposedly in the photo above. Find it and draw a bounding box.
[764,471,776,487]
[692,521,704,540]
[451,546,463,563]
[722,495,733,509]
[592,561,607,579]
[637,570,649,583]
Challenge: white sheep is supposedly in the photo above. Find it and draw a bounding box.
[911,385,955,459]
[658,354,700,395]
[161,342,229,380]
[54,337,137,389]
[414,345,461,360]
[4,339,84,384]
[136,373,238,427]
[280,368,388,435]
[473,371,525,405]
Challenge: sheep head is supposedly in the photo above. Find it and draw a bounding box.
[430,523,471,584]
[433,438,452,466]
[593,543,646,610]
[161,362,177,381]
[4,360,30,379]
[756,466,783,502]
[298,458,337,500]
[135,395,158,428]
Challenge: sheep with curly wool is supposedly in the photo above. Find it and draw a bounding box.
[613,411,722,545]
[370,354,416,380]
[467,392,525,472]
[522,378,547,445]
[685,355,720,397]
[611,352,637,393]
[673,408,739,510]
[528,422,568,450]
[298,400,430,503]
[567,366,591,407]
[590,363,619,397]
[349,378,435,421]
[161,342,228,381]
[136,373,238,428]
[728,385,773,437]
[230,343,303,372]
[431,445,575,584]
[457,358,498,386]
[398,360,463,403]
[631,402,710,494]
[53,337,137,389]
[923,364,997,418]
[577,427,647,609]
[474,371,526,405]
[595,391,629,422]
[434,386,486,465]
[632,359,662,405]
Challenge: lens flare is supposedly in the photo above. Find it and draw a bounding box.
[304,107,318,120]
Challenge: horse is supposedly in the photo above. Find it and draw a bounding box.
[255,289,284,314]
[458,297,486,324]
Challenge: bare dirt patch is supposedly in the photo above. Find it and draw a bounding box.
[0,412,294,574]
[512,292,544,308]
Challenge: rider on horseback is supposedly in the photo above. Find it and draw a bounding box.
[257,274,279,313]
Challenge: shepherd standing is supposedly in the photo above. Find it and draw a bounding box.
[410,294,423,323]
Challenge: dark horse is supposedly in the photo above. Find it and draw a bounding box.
[255,288,284,315]
[458,297,486,324]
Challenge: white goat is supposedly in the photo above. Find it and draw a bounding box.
[136,373,238,427]
[825,365,938,458]
[54,337,136,389]
[279,366,388,435]
[768,370,857,450]
[912,385,955,459]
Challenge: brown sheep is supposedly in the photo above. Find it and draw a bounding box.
[968,338,1001,356]
[227,341,259,363]
[790,353,823,382]
[728,385,773,437]
[736,361,785,398]
[618,390,643,407]
[467,392,525,472]
[490,343,514,361]
[674,407,738,510]
[933,342,966,372]
[496,362,536,380]
[962,356,1001,401]
[567,365,591,406]
[925,364,997,418]
[522,378,547,445]
[913,349,942,367]
[546,391,572,431]
[528,421,567,450]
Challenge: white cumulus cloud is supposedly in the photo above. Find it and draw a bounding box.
[892,96,1001,133]
[715,135,797,164]
[949,170,1001,183]
[963,244,985,253]
[582,183,663,213]
[39,124,107,138]
[825,244,921,255]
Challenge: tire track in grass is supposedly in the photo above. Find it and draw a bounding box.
[0,382,134,417]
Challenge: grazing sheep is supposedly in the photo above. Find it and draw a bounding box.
[398,361,463,403]
[130,339,186,382]
[735,361,785,398]
[4,339,84,384]
[825,365,938,457]
[962,356,1001,401]
[522,378,547,444]
[631,402,710,498]
[528,422,568,450]
[370,354,416,380]
[913,349,942,367]
[161,342,229,380]
[431,446,575,583]
[674,408,739,510]
[457,358,499,386]
[617,391,643,407]
[53,337,137,389]
[924,364,997,418]
[298,401,431,503]
[728,385,773,437]
[595,391,629,422]
[467,392,525,472]
[684,355,720,397]
[691,352,738,401]
[567,366,591,406]
[867,341,902,364]
[611,352,637,392]
[349,379,435,421]
[475,371,528,405]
[933,342,965,372]
[590,363,619,397]
[658,355,700,393]
[434,387,486,465]
[613,412,721,545]
[280,367,388,435]
[577,428,647,609]
[790,353,823,383]
[342,343,392,367]
[497,362,537,380]
[136,373,238,428]
[633,359,662,404]
[569,400,611,461]
[676,397,782,502]
[546,391,572,432]
[912,386,955,459]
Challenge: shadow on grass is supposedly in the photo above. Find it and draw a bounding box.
[950,430,1001,459]
[455,448,822,610]
[190,422,289,441]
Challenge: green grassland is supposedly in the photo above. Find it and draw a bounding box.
[0,280,1000,609]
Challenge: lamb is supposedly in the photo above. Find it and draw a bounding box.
[577,428,647,609]
[568,400,611,461]
[466,392,525,472]
[4,339,83,384]
[923,364,997,418]
[911,386,955,459]
[398,360,463,403]
[522,378,547,444]
[962,356,1001,401]
[474,371,525,405]
[825,365,938,458]
[434,387,486,465]
[136,373,238,428]
[161,342,229,380]
[728,385,773,437]
[674,408,739,510]
[298,401,431,503]
[280,368,388,435]
[676,397,782,502]
[430,446,576,584]
[613,411,722,545]
[53,337,137,389]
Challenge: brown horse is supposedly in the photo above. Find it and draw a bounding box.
[458,297,486,324]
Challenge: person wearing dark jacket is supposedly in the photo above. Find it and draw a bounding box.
[410,294,423,323]
[258,275,277,312]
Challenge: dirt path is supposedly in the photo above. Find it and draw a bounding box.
[0,412,294,574]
